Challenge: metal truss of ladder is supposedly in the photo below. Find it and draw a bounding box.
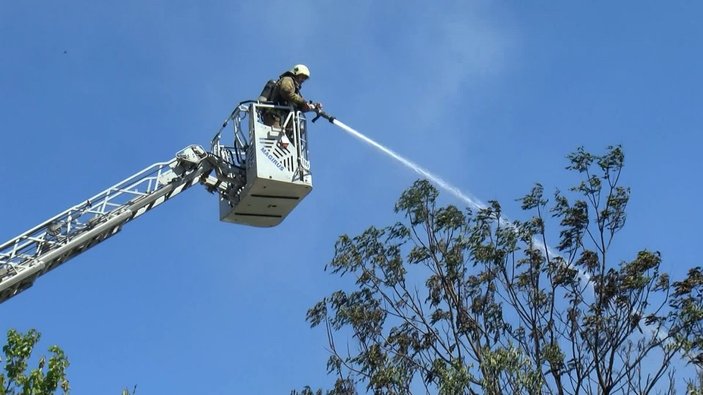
[0,145,234,303]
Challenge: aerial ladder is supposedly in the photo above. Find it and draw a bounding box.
[0,101,319,304]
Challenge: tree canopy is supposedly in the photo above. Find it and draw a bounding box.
[296,146,703,395]
[0,329,69,395]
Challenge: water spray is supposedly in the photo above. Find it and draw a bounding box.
[312,110,484,210]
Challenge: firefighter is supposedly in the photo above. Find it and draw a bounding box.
[262,64,323,135]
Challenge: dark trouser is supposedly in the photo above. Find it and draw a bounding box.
[262,110,294,141]
[262,111,281,129]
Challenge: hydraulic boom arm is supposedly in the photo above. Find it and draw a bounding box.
[0,145,242,303]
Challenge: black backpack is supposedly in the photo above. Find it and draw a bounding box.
[257,79,278,102]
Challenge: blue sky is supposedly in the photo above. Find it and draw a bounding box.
[1,1,702,393]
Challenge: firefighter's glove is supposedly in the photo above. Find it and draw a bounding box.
[305,101,323,112]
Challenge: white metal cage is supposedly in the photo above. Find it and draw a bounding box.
[211,102,313,227]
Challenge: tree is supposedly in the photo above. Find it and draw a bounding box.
[689,370,703,394]
[0,329,69,395]
[299,146,703,394]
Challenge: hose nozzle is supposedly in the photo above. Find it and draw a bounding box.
[312,110,336,124]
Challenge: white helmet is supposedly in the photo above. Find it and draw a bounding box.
[289,64,311,78]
